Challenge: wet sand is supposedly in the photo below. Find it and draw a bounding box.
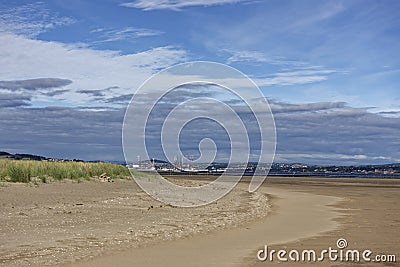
[0,177,399,266]
[249,177,400,267]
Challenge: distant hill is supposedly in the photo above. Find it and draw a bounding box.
[0,151,11,157]
[0,151,48,161]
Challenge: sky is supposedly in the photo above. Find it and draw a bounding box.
[0,0,399,165]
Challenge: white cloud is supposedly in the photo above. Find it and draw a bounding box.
[0,33,188,106]
[91,27,163,43]
[225,50,271,64]
[376,109,400,118]
[121,0,253,11]
[255,75,328,86]
[288,2,345,30]
[0,2,75,37]
[254,69,339,86]
[273,69,337,77]
[222,49,340,86]
[223,49,308,66]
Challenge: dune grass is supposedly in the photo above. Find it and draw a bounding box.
[0,159,131,183]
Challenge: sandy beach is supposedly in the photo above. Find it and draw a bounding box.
[0,177,399,266]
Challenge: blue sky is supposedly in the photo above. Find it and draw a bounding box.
[0,0,399,165]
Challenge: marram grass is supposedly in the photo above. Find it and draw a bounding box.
[0,159,131,183]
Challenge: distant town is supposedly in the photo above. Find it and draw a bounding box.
[128,158,400,178]
[1,151,399,178]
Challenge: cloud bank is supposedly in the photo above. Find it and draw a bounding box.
[1,95,398,165]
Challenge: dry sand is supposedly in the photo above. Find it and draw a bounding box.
[0,177,399,266]
[0,178,269,266]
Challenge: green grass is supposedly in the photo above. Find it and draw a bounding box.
[0,159,131,183]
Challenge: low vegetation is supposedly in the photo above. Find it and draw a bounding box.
[0,159,131,183]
